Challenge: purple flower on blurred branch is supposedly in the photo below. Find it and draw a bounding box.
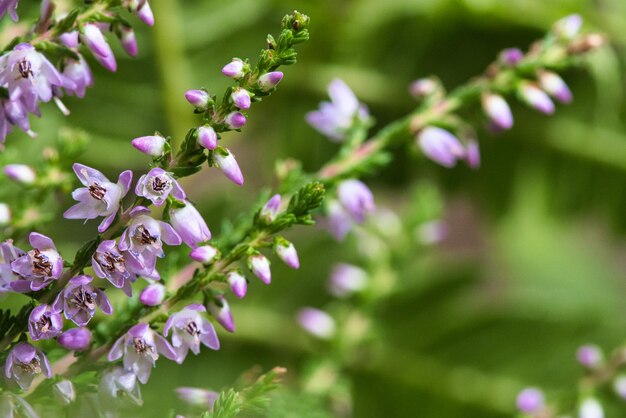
[257,71,283,91]
[80,24,117,72]
[297,307,336,339]
[64,163,132,233]
[131,135,166,157]
[5,342,52,390]
[328,263,367,298]
[306,79,369,142]
[10,232,62,292]
[518,82,555,114]
[108,323,177,384]
[58,327,92,351]
[227,271,247,299]
[164,304,220,363]
[135,168,186,207]
[482,93,513,131]
[417,127,468,168]
[53,275,113,326]
[538,71,573,104]
[169,201,211,248]
[0,0,19,22]
[337,179,375,223]
[213,147,244,186]
[0,240,24,292]
[139,283,165,306]
[222,58,245,79]
[577,344,603,369]
[92,240,135,296]
[28,304,63,340]
[516,388,544,414]
[248,253,271,284]
[176,387,219,409]
[207,295,235,333]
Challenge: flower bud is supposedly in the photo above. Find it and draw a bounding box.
[328,263,367,298]
[207,295,235,333]
[131,0,155,26]
[227,271,247,299]
[190,245,218,263]
[185,89,209,108]
[337,179,375,223]
[81,24,111,58]
[131,135,166,157]
[538,71,572,104]
[482,93,513,130]
[58,327,92,351]
[120,26,138,57]
[224,111,246,129]
[258,71,283,91]
[221,58,245,79]
[53,380,76,405]
[248,253,271,284]
[4,164,36,184]
[0,203,10,225]
[59,31,79,48]
[417,127,466,168]
[139,283,166,306]
[579,398,604,418]
[516,388,544,413]
[276,241,299,269]
[260,194,281,224]
[553,14,583,40]
[577,344,603,369]
[518,82,555,115]
[297,308,336,339]
[231,88,251,109]
[169,201,212,248]
[498,48,523,67]
[409,77,438,99]
[197,125,217,150]
[213,148,244,186]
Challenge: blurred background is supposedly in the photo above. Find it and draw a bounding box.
[1,0,626,417]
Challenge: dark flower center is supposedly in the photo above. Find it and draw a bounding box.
[133,337,158,361]
[184,321,200,336]
[18,59,33,79]
[97,251,126,273]
[151,176,170,194]
[70,287,96,311]
[37,314,53,334]
[32,249,52,276]
[17,357,41,375]
[134,225,157,246]
[89,182,106,200]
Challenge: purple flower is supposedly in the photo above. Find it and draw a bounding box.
[10,232,63,292]
[64,163,132,233]
[554,14,583,40]
[119,206,182,271]
[53,275,113,326]
[417,127,467,168]
[108,323,177,384]
[0,97,36,141]
[169,201,211,248]
[4,163,35,184]
[58,327,92,351]
[0,239,24,292]
[224,111,246,129]
[258,71,283,91]
[59,31,79,48]
[185,90,209,109]
[213,147,244,186]
[499,48,523,67]
[176,387,219,409]
[5,342,52,390]
[207,295,235,333]
[337,179,375,223]
[324,200,353,241]
[99,367,142,405]
[417,220,449,245]
[482,93,513,130]
[139,283,165,306]
[275,240,299,269]
[80,24,117,72]
[221,58,245,79]
[231,88,251,109]
[466,139,480,170]
[518,82,555,115]
[227,271,247,299]
[538,71,573,104]
[409,78,438,99]
[92,240,135,296]
[135,168,186,206]
[129,0,154,26]
[164,304,220,363]
[297,308,336,339]
[197,125,218,150]
[580,398,603,418]
[0,0,19,22]
[28,304,63,340]
[189,245,218,263]
[61,54,94,98]
[306,79,369,142]
[328,263,367,298]
[577,344,603,369]
[248,253,271,285]
[131,135,166,156]
[516,388,544,413]
[0,43,63,112]
[260,194,281,224]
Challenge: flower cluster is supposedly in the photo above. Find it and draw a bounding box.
[0,1,153,145]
